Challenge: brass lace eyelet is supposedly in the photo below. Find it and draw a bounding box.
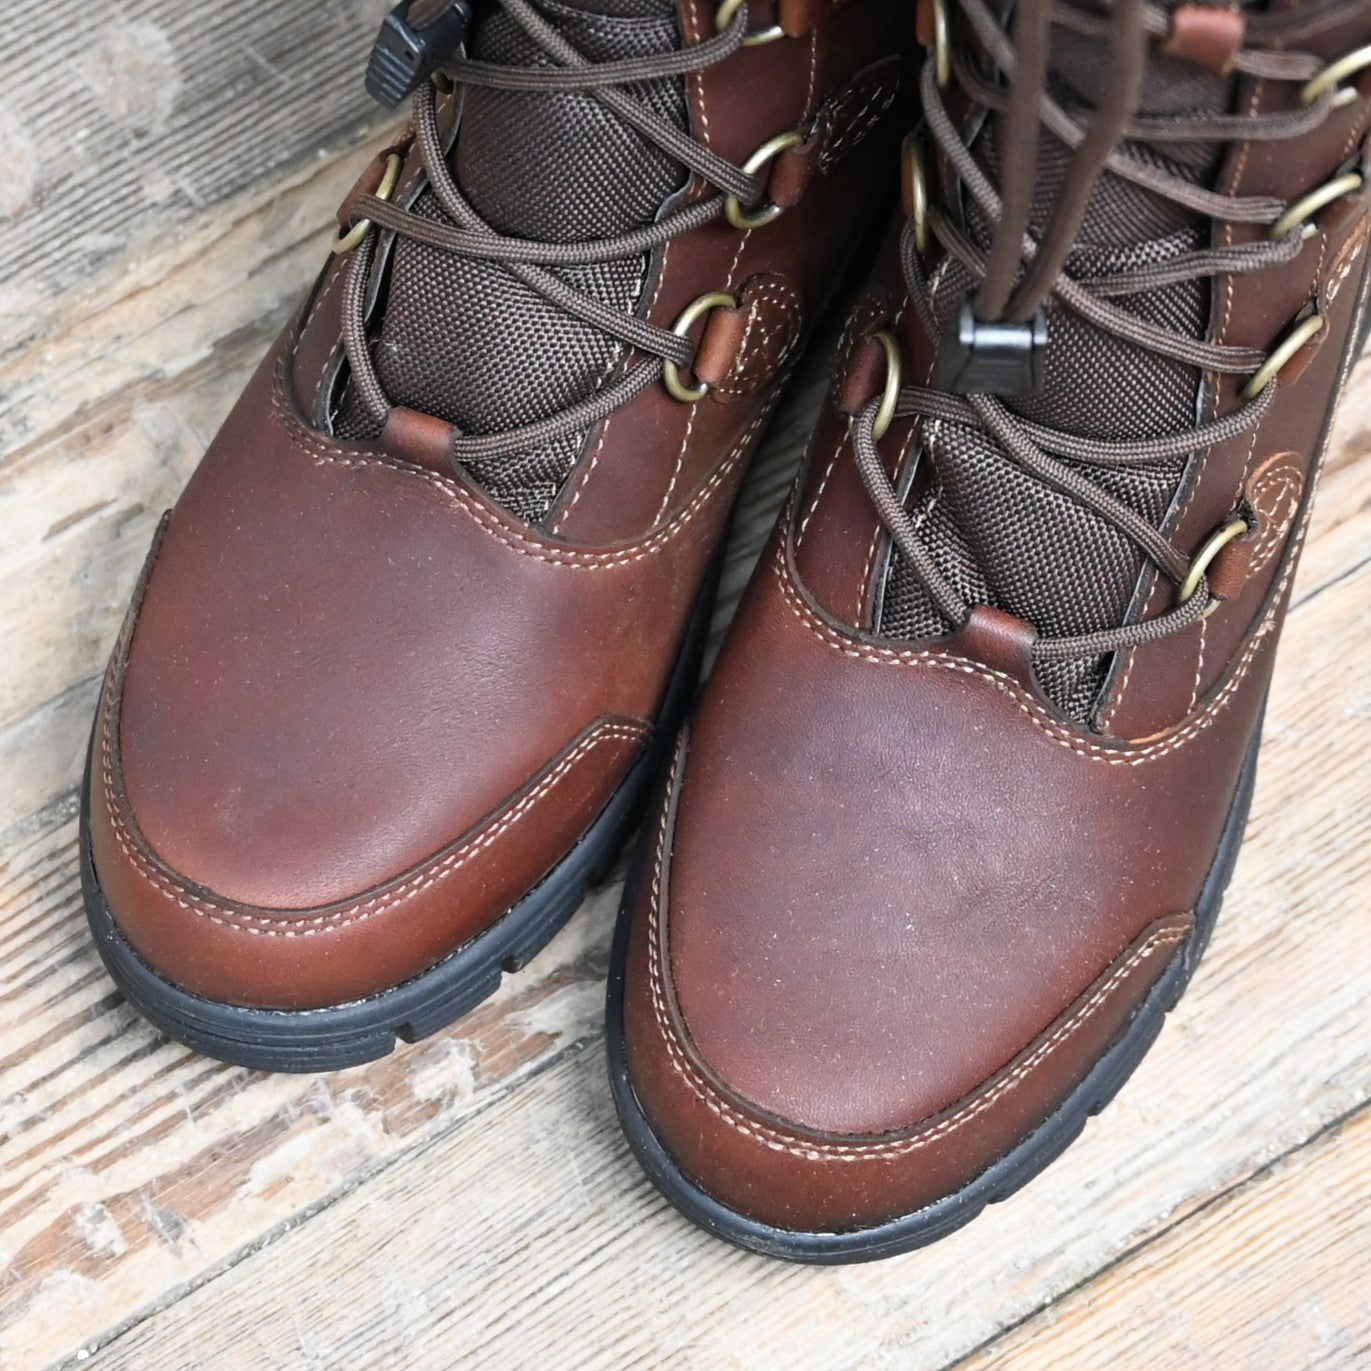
[871,330,903,441]
[715,0,785,47]
[1270,172,1364,240]
[902,134,932,254]
[921,0,951,89]
[331,152,404,256]
[724,129,807,230]
[663,291,740,404]
[1240,312,1325,400]
[1177,517,1251,612]
[1301,44,1371,107]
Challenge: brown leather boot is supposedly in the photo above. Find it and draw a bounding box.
[611,0,1371,1260]
[81,0,914,1070]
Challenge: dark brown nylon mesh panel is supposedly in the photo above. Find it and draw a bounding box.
[877,14,1245,722]
[337,0,686,523]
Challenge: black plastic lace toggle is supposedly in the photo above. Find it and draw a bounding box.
[366,0,474,108]
[936,297,1049,396]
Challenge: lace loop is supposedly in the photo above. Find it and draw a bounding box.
[857,0,1361,667]
[338,0,774,458]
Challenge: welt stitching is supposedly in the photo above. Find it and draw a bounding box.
[722,228,752,296]
[1326,230,1363,306]
[715,282,802,394]
[1111,403,1254,729]
[1247,468,1301,570]
[795,427,846,550]
[858,415,921,620]
[551,207,655,531]
[551,411,613,532]
[551,229,675,531]
[1187,614,1208,716]
[645,764,1187,1160]
[1098,644,1137,733]
[295,270,347,420]
[635,230,756,516]
[653,406,697,526]
[686,2,712,150]
[804,29,819,121]
[102,720,645,936]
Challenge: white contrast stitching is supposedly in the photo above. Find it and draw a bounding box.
[269,358,767,569]
[771,507,1290,765]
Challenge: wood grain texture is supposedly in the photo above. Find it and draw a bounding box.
[0,336,823,1371]
[958,1106,1371,1371]
[0,0,392,362]
[0,128,832,834]
[0,133,390,832]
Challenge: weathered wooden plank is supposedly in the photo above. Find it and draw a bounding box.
[3,279,1367,838]
[1,10,1368,1361]
[959,1107,1371,1371]
[14,552,1368,1371]
[0,797,622,1370]
[3,23,1370,831]
[0,139,387,742]
[0,0,392,363]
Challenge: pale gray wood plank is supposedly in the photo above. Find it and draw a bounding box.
[959,1107,1371,1371]
[0,0,391,360]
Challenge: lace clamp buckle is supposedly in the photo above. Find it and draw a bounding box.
[366,0,474,108]
[935,297,1049,396]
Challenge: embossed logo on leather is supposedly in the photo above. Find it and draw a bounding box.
[1324,214,1371,310]
[1242,451,1305,581]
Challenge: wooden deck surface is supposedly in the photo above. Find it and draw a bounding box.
[1,6,1369,1367]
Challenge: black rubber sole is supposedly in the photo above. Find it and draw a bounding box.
[606,713,1263,1263]
[82,543,723,1074]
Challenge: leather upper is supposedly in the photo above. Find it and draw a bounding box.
[620,0,1371,1232]
[86,0,915,1010]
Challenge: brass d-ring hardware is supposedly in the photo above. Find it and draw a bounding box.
[925,0,951,89]
[903,135,932,253]
[871,330,903,441]
[663,291,739,404]
[1177,517,1251,610]
[1300,44,1371,107]
[1270,172,1364,240]
[725,129,807,230]
[332,152,403,255]
[715,0,785,47]
[1240,313,1325,400]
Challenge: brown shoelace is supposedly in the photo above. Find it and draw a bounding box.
[853,0,1367,664]
[336,0,762,465]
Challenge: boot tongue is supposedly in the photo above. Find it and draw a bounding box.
[879,13,1250,722]
[455,0,683,241]
[337,0,687,522]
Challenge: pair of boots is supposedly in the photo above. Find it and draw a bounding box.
[82,0,1371,1262]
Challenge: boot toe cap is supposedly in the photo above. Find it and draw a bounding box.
[619,734,1192,1238]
